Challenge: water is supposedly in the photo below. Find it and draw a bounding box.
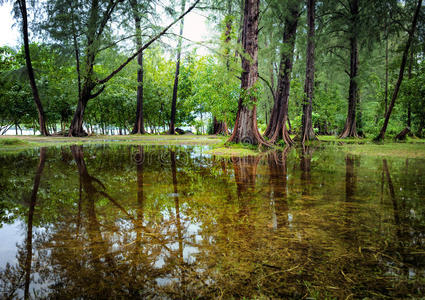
[0,145,424,299]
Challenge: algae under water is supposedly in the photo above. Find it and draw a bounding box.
[0,144,424,298]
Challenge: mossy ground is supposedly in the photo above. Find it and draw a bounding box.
[0,134,225,152]
[317,135,425,158]
[1,134,424,158]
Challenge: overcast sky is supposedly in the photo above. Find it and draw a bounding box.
[0,2,213,54]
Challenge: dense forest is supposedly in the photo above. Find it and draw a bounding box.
[0,0,424,144]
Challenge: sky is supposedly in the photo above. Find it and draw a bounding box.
[0,3,19,47]
[0,2,213,54]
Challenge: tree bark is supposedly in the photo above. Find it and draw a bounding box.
[384,31,389,117]
[130,0,146,134]
[228,0,269,146]
[394,127,410,141]
[300,0,317,143]
[18,0,49,136]
[169,0,186,135]
[213,116,229,135]
[407,44,414,129]
[264,4,299,145]
[375,0,422,141]
[339,0,359,138]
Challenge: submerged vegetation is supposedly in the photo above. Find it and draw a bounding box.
[0,145,424,298]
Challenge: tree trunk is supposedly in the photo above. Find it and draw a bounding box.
[394,127,410,141]
[407,45,414,129]
[68,0,103,137]
[339,0,359,138]
[212,0,232,136]
[300,0,317,143]
[18,0,49,136]
[384,31,389,117]
[375,0,422,141]
[213,116,229,135]
[130,0,146,134]
[265,3,299,145]
[169,0,186,135]
[228,0,269,146]
[69,91,91,136]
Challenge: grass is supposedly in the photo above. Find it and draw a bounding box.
[317,135,425,158]
[0,138,29,146]
[0,134,225,152]
[1,134,424,158]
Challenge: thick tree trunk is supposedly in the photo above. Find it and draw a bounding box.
[339,0,359,138]
[228,0,269,146]
[265,4,299,145]
[394,127,410,141]
[213,116,229,135]
[18,0,49,136]
[300,0,317,143]
[130,0,146,134]
[375,0,422,141]
[169,0,186,135]
[69,92,90,136]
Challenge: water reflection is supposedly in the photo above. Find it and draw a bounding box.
[0,145,424,298]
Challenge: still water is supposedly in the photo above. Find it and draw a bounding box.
[0,145,424,299]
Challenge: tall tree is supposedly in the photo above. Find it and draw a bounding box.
[64,0,200,136]
[17,0,49,136]
[300,0,317,143]
[375,0,422,141]
[67,0,123,136]
[169,0,186,135]
[264,0,300,145]
[212,0,234,135]
[228,0,269,145]
[130,0,147,134]
[339,0,360,138]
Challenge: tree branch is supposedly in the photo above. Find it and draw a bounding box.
[258,74,276,102]
[97,0,200,85]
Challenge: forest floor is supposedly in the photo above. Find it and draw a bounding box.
[0,134,424,158]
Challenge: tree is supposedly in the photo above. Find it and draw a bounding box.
[169,0,187,134]
[264,0,300,145]
[228,0,269,145]
[300,0,317,143]
[130,0,149,134]
[338,0,361,138]
[17,0,49,135]
[375,0,423,141]
[65,0,200,136]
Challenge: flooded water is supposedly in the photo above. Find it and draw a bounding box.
[0,145,424,299]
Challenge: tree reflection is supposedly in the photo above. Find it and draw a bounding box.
[0,147,46,299]
[268,148,290,229]
[300,146,312,196]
